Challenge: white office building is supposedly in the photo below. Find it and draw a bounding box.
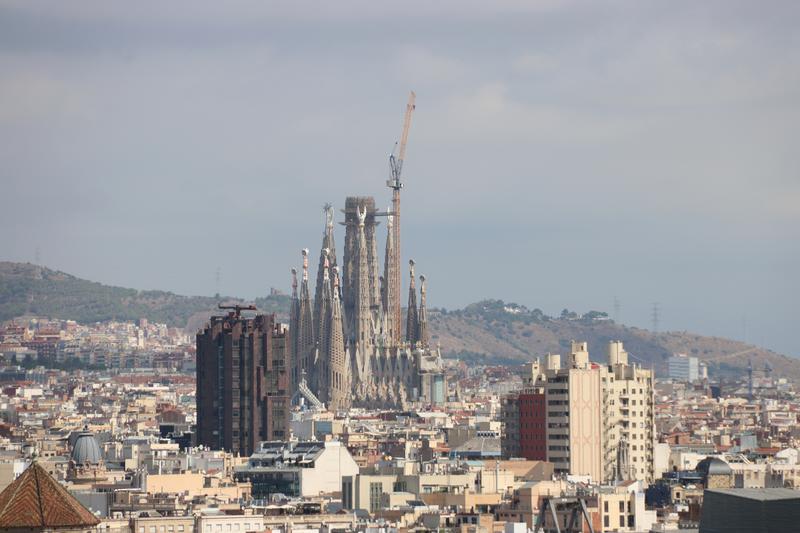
[668,354,699,382]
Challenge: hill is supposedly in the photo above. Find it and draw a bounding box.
[0,262,289,329]
[429,299,800,381]
[1,262,795,381]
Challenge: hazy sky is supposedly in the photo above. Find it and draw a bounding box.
[1,1,798,356]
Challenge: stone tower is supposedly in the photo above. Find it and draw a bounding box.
[297,249,315,388]
[353,206,374,351]
[327,265,352,411]
[341,196,379,337]
[382,214,399,346]
[314,204,337,342]
[315,249,332,403]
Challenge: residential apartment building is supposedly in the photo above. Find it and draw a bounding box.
[502,341,656,484]
[234,440,358,500]
[196,309,291,456]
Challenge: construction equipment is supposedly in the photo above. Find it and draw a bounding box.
[385,91,416,345]
[536,496,595,533]
[218,303,257,318]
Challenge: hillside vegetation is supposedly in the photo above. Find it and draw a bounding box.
[1,262,795,380]
[0,262,289,329]
[429,300,800,381]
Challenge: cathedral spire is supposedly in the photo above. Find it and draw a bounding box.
[405,259,419,347]
[382,213,399,346]
[353,205,373,351]
[298,249,315,389]
[327,264,351,411]
[315,249,332,401]
[418,274,429,349]
[315,204,337,347]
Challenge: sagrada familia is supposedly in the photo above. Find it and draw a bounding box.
[287,91,444,412]
[289,197,446,411]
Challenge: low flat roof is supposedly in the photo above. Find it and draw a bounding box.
[706,488,800,501]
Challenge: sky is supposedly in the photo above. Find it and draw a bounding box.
[0,1,798,357]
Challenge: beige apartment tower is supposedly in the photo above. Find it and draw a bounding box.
[504,341,655,484]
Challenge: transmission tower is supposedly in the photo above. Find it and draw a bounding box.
[215,267,221,298]
[613,296,621,323]
[651,302,660,334]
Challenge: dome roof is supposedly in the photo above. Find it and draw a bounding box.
[697,456,732,476]
[71,432,102,465]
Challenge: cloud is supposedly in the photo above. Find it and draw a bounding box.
[0,0,797,356]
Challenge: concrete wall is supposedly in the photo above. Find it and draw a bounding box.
[568,369,603,482]
[299,441,359,497]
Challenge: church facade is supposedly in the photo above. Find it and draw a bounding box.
[289,197,445,411]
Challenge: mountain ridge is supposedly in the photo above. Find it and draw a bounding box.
[0,261,795,381]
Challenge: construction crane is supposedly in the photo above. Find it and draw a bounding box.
[385,91,416,344]
[218,303,257,318]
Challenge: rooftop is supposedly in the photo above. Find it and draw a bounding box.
[705,488,800,501]
[0,461,100,529]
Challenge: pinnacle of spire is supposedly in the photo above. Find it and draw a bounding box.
[405,259,419,347]
[333,265,341,293]
[315,205,338,350]
[302,248,310,281]
[291,268,298,298]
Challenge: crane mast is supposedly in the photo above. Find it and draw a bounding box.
[387,91,416,345]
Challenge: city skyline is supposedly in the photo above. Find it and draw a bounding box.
[0,1,797,358]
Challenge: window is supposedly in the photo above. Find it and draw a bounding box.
[369,482,383,513]
[604,516,609,528]
[619,501,624,512]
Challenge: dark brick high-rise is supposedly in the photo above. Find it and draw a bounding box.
[196,311,291,456]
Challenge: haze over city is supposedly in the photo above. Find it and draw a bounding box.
[0,1,797,357]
